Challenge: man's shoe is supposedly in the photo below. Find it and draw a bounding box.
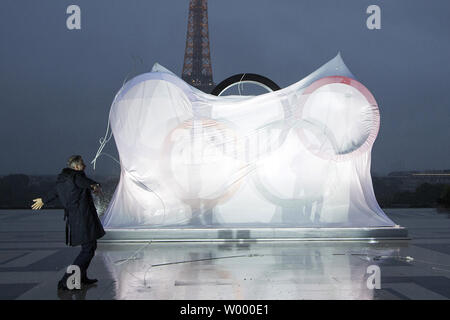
[81,278,98,285]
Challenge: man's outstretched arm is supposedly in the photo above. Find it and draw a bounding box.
[74,172,101,194]
[31,188,58,210]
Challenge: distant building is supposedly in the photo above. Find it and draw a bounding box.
[385,170,450,192]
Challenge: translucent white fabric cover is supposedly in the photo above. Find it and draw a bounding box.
[102,53,395,228]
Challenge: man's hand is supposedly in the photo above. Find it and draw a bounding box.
[31,198,44,210]
[91,184,102,196]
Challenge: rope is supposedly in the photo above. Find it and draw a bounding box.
[238,73,246,96]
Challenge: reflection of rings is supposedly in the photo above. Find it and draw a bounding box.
[160,118,246,209]
[295,76,380,161]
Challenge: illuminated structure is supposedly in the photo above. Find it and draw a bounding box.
[98,54,408,240]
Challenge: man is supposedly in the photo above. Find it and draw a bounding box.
[31,155,106,290]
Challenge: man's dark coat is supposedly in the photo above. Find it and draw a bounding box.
[43,168,105,246]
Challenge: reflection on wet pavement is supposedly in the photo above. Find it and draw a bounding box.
[97,241,405,299]
[2,208,450,300]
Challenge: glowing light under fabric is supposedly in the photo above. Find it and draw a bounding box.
[100,53,395,228]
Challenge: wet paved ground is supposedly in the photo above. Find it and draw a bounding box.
[1,208,450,300]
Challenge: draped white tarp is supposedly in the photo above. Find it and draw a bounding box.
[100,53,395,228]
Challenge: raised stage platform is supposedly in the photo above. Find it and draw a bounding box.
[99,226,409,242]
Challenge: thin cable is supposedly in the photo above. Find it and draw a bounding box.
[113,240,153,265]
[143,253,263,288]
[96,152,120,166]
[237,73,246,95]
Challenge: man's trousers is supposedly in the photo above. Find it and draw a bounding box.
[61,239,97,283]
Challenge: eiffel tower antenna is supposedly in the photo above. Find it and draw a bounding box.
[181,0,214,93]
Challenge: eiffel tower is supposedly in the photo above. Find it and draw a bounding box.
[181,0,214,93]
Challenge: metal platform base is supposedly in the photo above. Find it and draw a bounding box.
[99,226,409,242]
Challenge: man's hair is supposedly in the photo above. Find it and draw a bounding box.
[67,155,83,169]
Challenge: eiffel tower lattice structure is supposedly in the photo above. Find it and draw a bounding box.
[181,0,214,93]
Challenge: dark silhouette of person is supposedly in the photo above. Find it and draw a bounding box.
[31,155,106,290]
